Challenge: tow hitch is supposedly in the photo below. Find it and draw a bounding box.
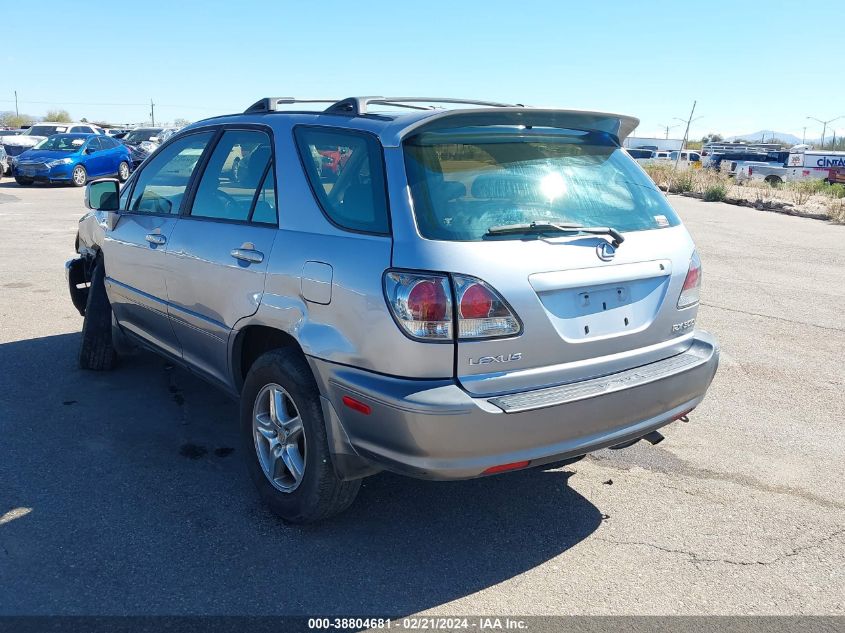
[609,409,693,450]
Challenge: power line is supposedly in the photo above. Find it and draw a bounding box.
[0,98,236,111]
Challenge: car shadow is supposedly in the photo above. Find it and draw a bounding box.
[0,180,73,188]
[0,333,602,616]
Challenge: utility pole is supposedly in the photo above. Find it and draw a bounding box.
[674,101,700,171]
[658,123,679,139]
[14,90,19,117]
[802,127,806,144]
[150,99,156,126]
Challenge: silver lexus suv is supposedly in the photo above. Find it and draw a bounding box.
[68,97,719,523]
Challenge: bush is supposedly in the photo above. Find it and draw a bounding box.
[703,182,728,202]
[824,183,845,199]
[824,195,845,222]
[642,163,673,190]
[668,170,695,193]
[788,181,819,206]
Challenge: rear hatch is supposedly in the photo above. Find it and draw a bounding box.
[399,120,700,396]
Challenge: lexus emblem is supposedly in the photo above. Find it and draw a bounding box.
[596,242,616,261]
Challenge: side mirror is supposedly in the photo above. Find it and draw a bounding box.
[85,179,120,211]
[85,146,96,154]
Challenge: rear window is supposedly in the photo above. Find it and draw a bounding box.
[27,125,67,136]
[403,127,681,241]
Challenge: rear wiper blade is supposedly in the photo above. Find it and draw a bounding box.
[485,221,624,247]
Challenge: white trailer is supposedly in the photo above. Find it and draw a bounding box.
[624,137,683,152]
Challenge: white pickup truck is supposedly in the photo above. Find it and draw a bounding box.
[736,149,845,184]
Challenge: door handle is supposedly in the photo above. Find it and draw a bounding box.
[145,233,167,245]
[230,248,264,264]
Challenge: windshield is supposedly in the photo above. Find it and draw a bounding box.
[33,135,88,151]
[403,128,681,241]
[25,125,68,136]
[123,128,162,144]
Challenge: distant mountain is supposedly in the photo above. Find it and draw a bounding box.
[726,130,802,145]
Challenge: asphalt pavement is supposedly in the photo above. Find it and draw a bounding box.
[0,181,843,615]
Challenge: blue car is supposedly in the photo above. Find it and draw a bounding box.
[14,133,132,186]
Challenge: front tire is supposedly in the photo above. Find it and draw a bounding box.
[15,176,33,185]
[240,349,360,523]
[79,258,116,371]
[71,165,87,187]
[117,161,130,182]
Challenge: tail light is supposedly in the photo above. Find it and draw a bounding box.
[453,274,520,339]
[383,271,521,341]
[748,166,753,176]
[383,271,452,340]
[677,251,702,308]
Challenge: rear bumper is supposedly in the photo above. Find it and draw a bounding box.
[310,331,719,480]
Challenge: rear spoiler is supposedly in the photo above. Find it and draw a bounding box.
[382,108,639,147]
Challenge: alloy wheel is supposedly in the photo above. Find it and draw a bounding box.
[252,383,307,493]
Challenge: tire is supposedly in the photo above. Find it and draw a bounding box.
[15,176,33,185]
[117,161,130,182]
[240,348,360,523]
[71,165,87,187]
[78,257,116,371]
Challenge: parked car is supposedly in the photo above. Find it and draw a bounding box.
[14,133,131,186]
[118,127,163,168]
[0,145,7,177]
[155,127,181,145]
[624,148,655,164]
[68,96,719,523]
[1,122,105,174]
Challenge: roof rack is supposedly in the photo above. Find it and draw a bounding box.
[325,97,518,116]
[244,97,340,114]
[244,96,518,116]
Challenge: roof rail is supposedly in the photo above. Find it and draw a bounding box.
[324,96,518,116]
[244,97,340,114]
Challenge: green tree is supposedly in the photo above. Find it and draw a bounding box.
[173,118,191,128]
[44,109,72,123]
[0,112,35,128]
[701,133,724,144]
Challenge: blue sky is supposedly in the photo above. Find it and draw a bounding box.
[3,0,843,140]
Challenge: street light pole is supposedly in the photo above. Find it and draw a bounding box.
[807,115,844,149]
[673,102,702,171]
[14,90,18,117]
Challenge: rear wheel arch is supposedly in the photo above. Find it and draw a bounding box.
[232,325,309,392]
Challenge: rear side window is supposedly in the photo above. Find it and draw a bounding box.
[403,127,681,241]
[251,169,277,224]
[294,127,389,234]
[128,132,213,215]
[189,129,274,223]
